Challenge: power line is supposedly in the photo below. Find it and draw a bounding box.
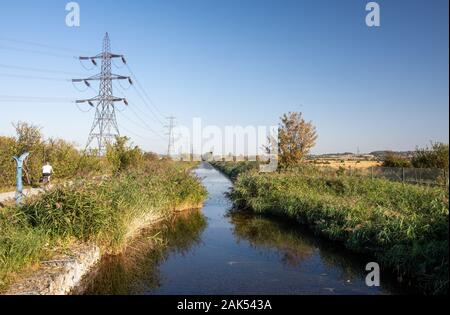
[117,121,164,143]
[112,80,166,140]
[127,77,165,125]
[127,105,166,139]
[0,37,92,55]
[113,81,163,126]
[0,73,69,82]
[0,95,75,102]
[114,86,166,139]
[0,45,77,59]
[117,111,165,141]
[165,116,176,157]
[0,63,85,76]
[125,64,166,121]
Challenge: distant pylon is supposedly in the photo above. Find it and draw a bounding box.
[72,33,132,156]
[165,116,176,157]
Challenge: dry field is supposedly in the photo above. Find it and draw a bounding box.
[308,159,381,170]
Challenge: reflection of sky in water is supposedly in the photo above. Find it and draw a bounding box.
[82,163,407,295]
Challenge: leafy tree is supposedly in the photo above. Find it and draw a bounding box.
[0,136,17,187]
[382,152,412,168]
[106,136,143,174]
[13,122,45,185]
[1,122,106,188]
[277,112,318,170]
[412,142,449,170]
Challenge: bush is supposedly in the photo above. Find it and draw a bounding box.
[106,136,144,174]
[412,142,449,170]
[0,122,107,188]
[0,136,17,188]
[382,152,412,168]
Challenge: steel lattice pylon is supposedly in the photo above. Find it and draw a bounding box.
[165,116,176,157]
[73,33,131,156]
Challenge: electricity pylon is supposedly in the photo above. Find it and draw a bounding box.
[72,33,132,156]
[165,116,176,158]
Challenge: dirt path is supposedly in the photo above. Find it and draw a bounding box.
[0,188,44,203]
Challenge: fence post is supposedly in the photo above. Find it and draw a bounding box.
[371,167,374,180]
[402,167,405,183]
[444,169,449,188]
[13,152,30,206]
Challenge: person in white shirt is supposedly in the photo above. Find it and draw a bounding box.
[42,162,53,183]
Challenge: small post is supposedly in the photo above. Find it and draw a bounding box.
[13,152,30,206]
[444,169,449,188]
[402,167,405,183]
[371,167,374,180]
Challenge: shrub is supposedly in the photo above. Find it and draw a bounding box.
[412,142,449,170]
[106,136,144,174]
[382,152,412,168]
[0,122,108,188]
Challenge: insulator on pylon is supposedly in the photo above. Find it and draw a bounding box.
[121,56,127,64]
[84,80,91,87]
[123,99,129,106]
[88,101,94,107]
[91,59,97,66]
[128,78,133,85]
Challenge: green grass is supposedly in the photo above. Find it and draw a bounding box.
[210,161,260,180]
[214,162,449,295]
[0,160,207,291]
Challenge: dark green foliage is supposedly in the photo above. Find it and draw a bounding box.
[210,161,259,180]
[382,152,412,168]
[412,142,449,170]
[106,136,144,174]
[0,122,106,188]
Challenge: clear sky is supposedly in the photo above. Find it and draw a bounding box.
[0,0,448,154]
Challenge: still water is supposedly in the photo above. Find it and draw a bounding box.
[79,162,405,295]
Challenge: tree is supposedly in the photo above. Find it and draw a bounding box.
[0,136,17,187]
[14,121,43,155]
[382,152,412,168]
[277,112,318,170]
[106,136,143,174]
[13,122,45,185]
[412,142,449,170]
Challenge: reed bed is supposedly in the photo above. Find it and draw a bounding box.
[0,160,207,291]
[212,162,449,294]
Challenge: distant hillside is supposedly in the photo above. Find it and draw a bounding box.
[370,151,415,158]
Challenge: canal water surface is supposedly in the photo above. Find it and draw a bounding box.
[79,162,405,295]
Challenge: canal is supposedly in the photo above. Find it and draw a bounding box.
[78,162,405,295]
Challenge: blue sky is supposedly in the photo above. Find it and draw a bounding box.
[0,0,448,154]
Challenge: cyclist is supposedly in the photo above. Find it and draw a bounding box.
[42,162,53,186]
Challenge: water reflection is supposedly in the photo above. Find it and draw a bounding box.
[78,210,207,295]
[229,211,373,285]
[77,163,408,295]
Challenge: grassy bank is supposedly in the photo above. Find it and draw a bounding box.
[210,161,259,180]
[212,162,449,294]
[79,209,207,295]
[0,160,207,291]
